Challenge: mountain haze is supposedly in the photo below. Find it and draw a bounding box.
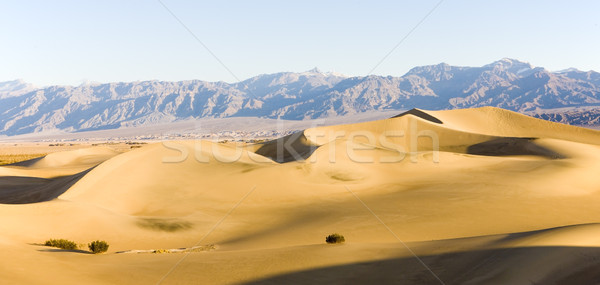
[1,59,599,135]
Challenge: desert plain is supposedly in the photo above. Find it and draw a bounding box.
[1,107,600,284]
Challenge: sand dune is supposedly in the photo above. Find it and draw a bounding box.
[0,147,121,204]
[429,107,600,145]
[0,146,120,178]
[1,107,600,284]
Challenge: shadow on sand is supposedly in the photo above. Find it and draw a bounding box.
[0,167,94,204]
[242,246,600,285]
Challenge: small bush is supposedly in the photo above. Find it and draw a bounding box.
[325,233,345,244]
[44,239,78,250]
[88,240,109,254]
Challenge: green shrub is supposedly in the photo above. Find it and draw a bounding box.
[44,239,78,250]
[88,240,109,254]
[325,233,345,244]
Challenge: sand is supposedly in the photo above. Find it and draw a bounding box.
[1,107,600,284]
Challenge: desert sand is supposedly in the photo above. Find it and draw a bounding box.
[1,107,600,284]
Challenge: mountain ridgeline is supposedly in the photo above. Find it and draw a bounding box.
[1,58,599,135]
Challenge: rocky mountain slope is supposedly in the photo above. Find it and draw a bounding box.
[1,59,599,135]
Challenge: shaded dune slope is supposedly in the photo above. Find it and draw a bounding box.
[253,132,319,163]
[6,156,45,167]
[243,246,600,285]
[243,223,600,285]
[467,137,566,159]
[0,168,93,204]
[0,147,119,204]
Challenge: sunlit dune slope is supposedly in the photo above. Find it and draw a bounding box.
[430,106,600,144]
[51,107,600,244]
[1,107,600,284]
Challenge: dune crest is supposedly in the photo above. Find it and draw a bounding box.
[391,108,444,124]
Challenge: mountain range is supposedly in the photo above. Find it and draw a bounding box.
[1,58,599,136]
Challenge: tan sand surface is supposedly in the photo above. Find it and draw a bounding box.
[1,107,600,284]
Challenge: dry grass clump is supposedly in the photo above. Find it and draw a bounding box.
[44,239,78,250]
[44,239,110,254]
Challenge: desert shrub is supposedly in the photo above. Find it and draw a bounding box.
[44,239,78,250]
[325,233,345,244]
[88,240,109,254]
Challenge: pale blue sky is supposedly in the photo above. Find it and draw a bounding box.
[1,0,599,86]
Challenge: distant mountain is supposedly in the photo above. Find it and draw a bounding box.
[0,79,36,99]
[530,107,600,126]
[1,59,599,136]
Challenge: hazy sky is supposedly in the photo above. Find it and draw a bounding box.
[1,0,599,86]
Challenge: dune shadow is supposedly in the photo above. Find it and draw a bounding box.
[4,156,46,167]
[136,218,193,232]
[37,248,93,254]
[467,137,566,159]
[391,108,443,124]
[241,246,600,285]
[0,167,95,204]
[254,131,319,163]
